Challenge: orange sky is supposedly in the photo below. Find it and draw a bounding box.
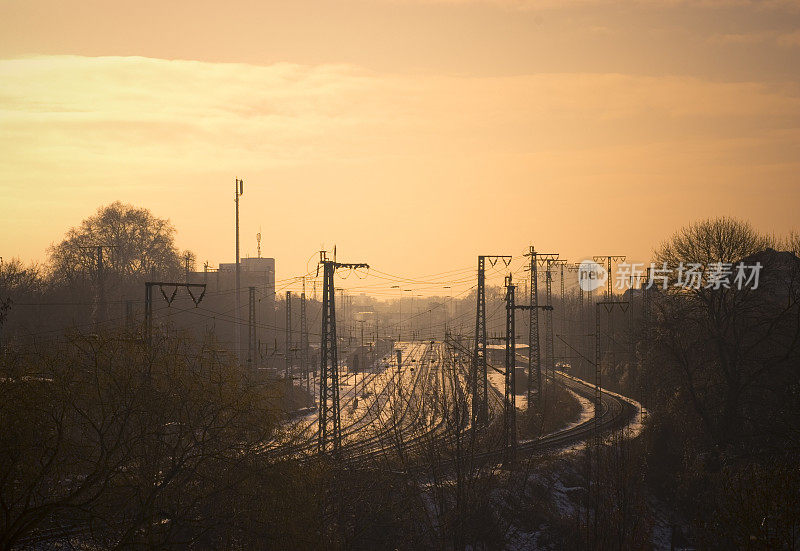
[1,0,799,295]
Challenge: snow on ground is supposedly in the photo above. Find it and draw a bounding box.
[556,370,645,443]
[272,345,409,448]
[486,367,528,410]
[598,383,646,440]
[651,501,675,551]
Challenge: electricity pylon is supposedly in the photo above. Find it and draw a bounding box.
[285,290,292,378]
[559,261,567,364]
[510,272,554,456]
[248,287,256,366]
[592,255,626,300]
[473,254,511,427]
[567,263,583,374]
[524,247,557,403]
[504,273,517,463]
[543,258,566,384]
[590,296,629,547]
[318,250,369,455]
[592,255,626,377]
[301,278,309,393]
[587,255,627,545]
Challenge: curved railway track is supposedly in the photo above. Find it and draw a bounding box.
[343,345,640,469]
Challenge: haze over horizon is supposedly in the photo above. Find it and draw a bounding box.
[2,0,799,289]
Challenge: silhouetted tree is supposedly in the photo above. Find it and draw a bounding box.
[636,217,800,547]
[651,217,799,452]
[784,229,800,258]
[47,201,188,288]
[655,216,773,270]
[0,329,278,550]
[0,258,43,298]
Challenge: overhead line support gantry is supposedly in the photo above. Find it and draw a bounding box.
[317,250,369,455]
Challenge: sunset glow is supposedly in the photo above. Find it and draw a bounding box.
[2,0,799,281]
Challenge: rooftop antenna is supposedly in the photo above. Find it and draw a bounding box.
[257,228,262,258]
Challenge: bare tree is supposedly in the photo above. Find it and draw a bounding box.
[637,217,800,547]
[47,201,186,288]
[0,328,278,550]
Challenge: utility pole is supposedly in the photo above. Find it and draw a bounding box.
[509,272,555,456]
[591,297,629,546]
[559,262,567,363]
[0,258,7,355]
[79,245,110,332]
[504,273,517,463]
[473,254,512,427]
[525,248,557,403]
[545,259,555,385]
[592,255,626,376]
[184,252,192,281]
[525,246,540,404]
[285,290,292,379]
[125,299,134,330]
[542,258,566,386]
[318,250,369,455]
[337,287,346,349]
[96,245,105,331]
[248,287,256,367]
[301,279,309,393]
[145,283,152,345]
[358,318,366,397]
[234,177,244,363]
[567,263,583,374]
[592,255,626,301]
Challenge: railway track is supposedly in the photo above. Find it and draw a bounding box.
[343,339,640,469]
[267,340,434,459]
[15,344,640,548]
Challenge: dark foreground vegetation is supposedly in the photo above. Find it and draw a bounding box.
[1,205,799,549]
[609,219,800,549]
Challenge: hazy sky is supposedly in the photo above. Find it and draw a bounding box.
[1,0,799,294]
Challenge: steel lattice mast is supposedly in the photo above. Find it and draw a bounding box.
[504,273,517,462]
[285,291,292,378]
[525,246,540,404]
[318,250,369,454]
[248,287,256,366]
[301,279,309,393]
[526,249,558,403]
[545,262,554,384]
[472,254,511,427]
[544,259,567,381]
[473,256,488,426]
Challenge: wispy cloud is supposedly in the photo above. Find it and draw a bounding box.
[777,29,800,45]
[1,55,798,268]
[2,55,798,174]
[709,29,800,46]
[708,31,774,45]
[374,0,800,10]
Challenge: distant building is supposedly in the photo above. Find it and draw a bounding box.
[164,256,278,365]
[486,343,529,364]
[211,257,275,293]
